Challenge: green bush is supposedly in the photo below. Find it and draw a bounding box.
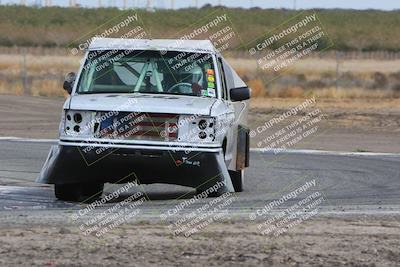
[0,6,399,51]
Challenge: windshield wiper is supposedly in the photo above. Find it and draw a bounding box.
[138,91,199,96]
[77,91,203,97]
[78,91,132,94]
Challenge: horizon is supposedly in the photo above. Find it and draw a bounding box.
[0,0,399,11]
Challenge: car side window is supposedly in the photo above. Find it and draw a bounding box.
[218,58,228,100]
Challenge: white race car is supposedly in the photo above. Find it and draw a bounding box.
[38,38,250,201]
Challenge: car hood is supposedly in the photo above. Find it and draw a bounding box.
[68,93,218,115]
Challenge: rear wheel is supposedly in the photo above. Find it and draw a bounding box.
[229,169,244,192]
[55,183,104,202]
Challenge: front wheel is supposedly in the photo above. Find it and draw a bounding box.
[229,170,244,192]
[55,183,104,202]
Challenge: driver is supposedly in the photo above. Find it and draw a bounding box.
[168,65,204,95]
[189,65,204,95]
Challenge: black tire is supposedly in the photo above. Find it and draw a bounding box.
[55,183,104,202]
[82,183,104,202]
[196,180,226,197]
[196,187,224,197]
[55,184,81,201]
[229,170,244,192]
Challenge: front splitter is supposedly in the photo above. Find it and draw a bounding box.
[36,145,234,194]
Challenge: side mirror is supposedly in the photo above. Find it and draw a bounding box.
[63,72,76,94]
[230,87,251,101]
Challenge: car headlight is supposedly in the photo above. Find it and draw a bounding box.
[64,110,94,136]
[177,115,215,142]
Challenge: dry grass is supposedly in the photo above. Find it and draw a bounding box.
[309,87,397,99]
[9,54,399,77]
[227,58,400,75]
[248,86,397,99]
[247,79,266,97]
[0,78,67,97]
[232,55,400,99]
[288,59,400,75]
[30,80,67,97]
[0,53,78,96]
[250,97,400,112]
[0,51,399,99]
[270,86,305,98]
[0,80,23,95]
[243,74,397,99]
[0,54,79,74]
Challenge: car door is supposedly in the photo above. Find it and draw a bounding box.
[219,57,249,170]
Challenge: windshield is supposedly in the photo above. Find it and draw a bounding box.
[76,50,217,97]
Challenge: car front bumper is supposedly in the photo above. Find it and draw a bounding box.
[36,143,234,193]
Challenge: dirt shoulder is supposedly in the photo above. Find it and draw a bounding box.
[0,216,399,267]
[0,94,399,152]
[0,94,64,139]
[249,98,400,153]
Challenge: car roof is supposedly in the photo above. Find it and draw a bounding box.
[89,38,218,54]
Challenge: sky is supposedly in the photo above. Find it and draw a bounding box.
[2,0,400,11]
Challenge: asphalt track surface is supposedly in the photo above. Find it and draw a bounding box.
[0,139,399,224]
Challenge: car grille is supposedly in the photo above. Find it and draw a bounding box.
[98,112,179,141]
